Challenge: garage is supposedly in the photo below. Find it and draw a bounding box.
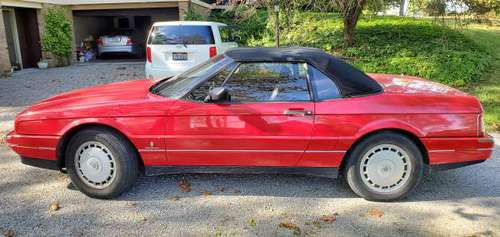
[73,5,180,62]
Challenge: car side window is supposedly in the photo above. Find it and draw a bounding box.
[309,65,341,100]
[187,63,236,101]
[223,62,310,103]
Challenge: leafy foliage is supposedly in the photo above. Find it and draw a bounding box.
[41,8,72,60]
[224,11,493,87]
[209,7,269,45]
[184,6,205,21]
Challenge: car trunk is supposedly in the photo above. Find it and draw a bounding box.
[102,35,130,46]
[150,44,214,69]
[147,24,216,70]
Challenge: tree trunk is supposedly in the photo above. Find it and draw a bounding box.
[399,0,409,16]
[336,0,366,47]
[343,19,355,46]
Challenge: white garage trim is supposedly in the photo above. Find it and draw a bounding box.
[0,0,43,8]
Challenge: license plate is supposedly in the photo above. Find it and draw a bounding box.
[172,52,188,61]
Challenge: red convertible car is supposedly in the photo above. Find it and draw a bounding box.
[6,48,494,201]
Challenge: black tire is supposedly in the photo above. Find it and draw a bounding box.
[65,127,139,199]
[343,131,423,201]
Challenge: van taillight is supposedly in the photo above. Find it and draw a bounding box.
[146,47,152,63]
[126,38,133,45]
[209,46,217,58]
[96,38,103,46]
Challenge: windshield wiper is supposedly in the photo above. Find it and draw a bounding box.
[150,76,174,94]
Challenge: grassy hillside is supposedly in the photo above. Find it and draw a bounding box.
[462,25,500,131]
[250,13,494,88]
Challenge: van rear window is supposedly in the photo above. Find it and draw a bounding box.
[148,25,215,45]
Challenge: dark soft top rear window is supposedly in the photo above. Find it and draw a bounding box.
[148,25,215,45]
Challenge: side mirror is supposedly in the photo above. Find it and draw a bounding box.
[205,87,230,103]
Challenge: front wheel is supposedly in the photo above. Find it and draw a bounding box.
[65,128,139,199]
[344,132,423,201]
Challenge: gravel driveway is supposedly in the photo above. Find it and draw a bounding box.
[1,63,499,237]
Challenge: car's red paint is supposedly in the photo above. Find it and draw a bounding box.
[6,74,494,170]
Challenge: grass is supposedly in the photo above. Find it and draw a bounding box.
[251,13,494,88]
[461,24,500,131]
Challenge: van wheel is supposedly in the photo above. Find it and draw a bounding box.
[65,128,139,199]
[344,132,423,201]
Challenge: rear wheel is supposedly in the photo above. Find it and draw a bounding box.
[344,132,423,201]
[65,128,139,199]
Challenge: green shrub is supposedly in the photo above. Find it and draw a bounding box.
[41,7,72,65]
[184,6,204,21]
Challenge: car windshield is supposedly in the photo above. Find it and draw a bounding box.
[150,55,233,98]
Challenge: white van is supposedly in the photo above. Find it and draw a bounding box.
[145,21,238,79]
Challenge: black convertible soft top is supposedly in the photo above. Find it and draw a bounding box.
[225,47,383,97]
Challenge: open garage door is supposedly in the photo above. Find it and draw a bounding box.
[73,8,179,62]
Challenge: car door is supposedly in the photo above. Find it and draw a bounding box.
[166,62,315,166]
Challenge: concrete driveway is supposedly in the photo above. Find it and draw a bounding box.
[0,64,499,237]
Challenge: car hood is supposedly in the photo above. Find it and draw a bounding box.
[17,79,170,121]
[368,73,469,97]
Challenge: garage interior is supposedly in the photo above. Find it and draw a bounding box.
[73,7,179,61]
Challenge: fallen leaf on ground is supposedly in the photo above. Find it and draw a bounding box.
[126,202,137,208]
[249,219,256,228]
[178,178,191,192]
[320,214,337,223]
[168,196,180,201]
[367,208,384,218]
[312,221,322,229]
[3,229,15,237]
[279,222,301,234]
[49,201,60,212]
[201,191,212,196]
[139,216,147,223]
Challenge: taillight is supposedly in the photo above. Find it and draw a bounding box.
[209,46,217,58]
[478,114,485,136]
[96,37,103,46]
[126,38,133,45]
[146,47,152,63]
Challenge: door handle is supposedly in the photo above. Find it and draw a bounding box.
[284,109,313,116]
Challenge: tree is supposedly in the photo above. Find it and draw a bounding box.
[333,0,368,46]
[231,0,392,47]
[461,0,500,17]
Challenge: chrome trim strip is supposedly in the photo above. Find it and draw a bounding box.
[478,148,494,151]
[478,138,494,143]
[429,149,455,153]
[9,144,56,151]
[139,149,346,153]
[10,134,60,139]
[139,149,166,152]
[170,149,302,153]
[305,150,346,153]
